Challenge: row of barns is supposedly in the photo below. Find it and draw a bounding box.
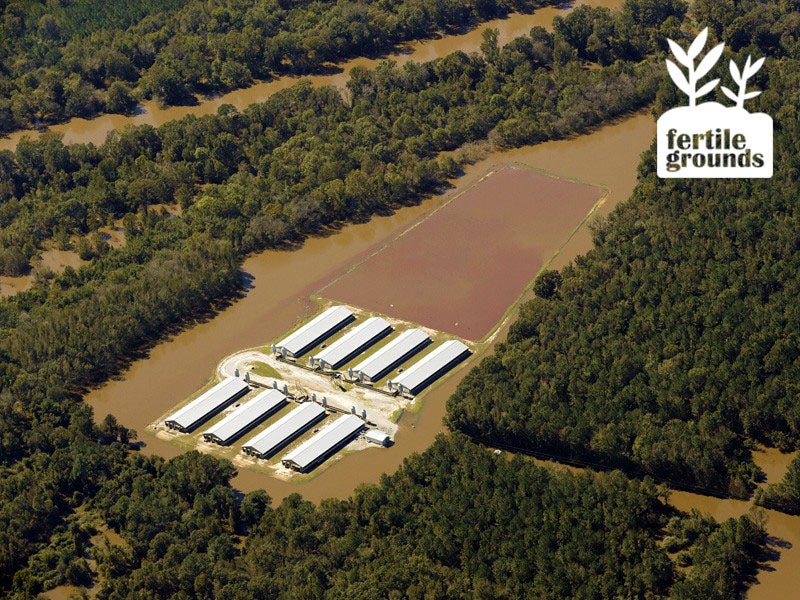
[164,377,388,472]
[272,306,471,395]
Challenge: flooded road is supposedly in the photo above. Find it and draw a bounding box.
[0,0,623,152]
[86,110,656,501]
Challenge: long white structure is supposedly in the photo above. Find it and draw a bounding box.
[281,414,364,472]
[202,389,286,445]
[241,402,326,458]
[165,377,250,432]
[309,317,392,370]
[350,328,431,383]
[273,306,354,358]
[387,340,471,395]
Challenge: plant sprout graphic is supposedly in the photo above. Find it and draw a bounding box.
[721,55,765,109]
[666,28,724,106]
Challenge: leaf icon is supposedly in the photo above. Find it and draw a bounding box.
[695,43,724,80]
[666,59,692,96]
[688,28,709,59]
[746,56,765,78]
[721,86,738,102]
[729,61,741,85]
[667,39,690,67]
[725,56,766,109]
[665,27,725,106]
[695,78,720,99]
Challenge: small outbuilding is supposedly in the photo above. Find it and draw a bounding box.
[365,429,391,446]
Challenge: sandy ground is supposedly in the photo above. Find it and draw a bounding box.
[217,349,406,436]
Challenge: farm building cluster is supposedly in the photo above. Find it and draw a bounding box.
[273,305,470,396]
[164,376,389,473]
[161,305,470,474]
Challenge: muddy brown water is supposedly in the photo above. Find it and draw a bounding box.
[0,0,623,152]
[0,247,85,297]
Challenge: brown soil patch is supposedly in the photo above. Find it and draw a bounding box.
[320,166,604,340]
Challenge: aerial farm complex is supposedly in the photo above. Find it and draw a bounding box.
[155,304,471,476]
[151,166,603,479]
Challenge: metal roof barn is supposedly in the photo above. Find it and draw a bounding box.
[309,317,392,370]
[365,429,391,446]
[165,377,250,432]
[241,402,326,458]
[351,328,431,383]
[281,414,364,472]
[387,340,471,395]
[202,389,286,445]
[274,306,354,358]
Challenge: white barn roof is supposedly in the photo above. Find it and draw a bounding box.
[275,306,354,357]
[165,377,250,432]
[241,402,326,458]
[388,340,470,395]
[351,329,431,381]
[310,317,392,370]
[281,414,363,471]
[365,429,391,446]
[202,389,286,445]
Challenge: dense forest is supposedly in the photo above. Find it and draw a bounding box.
[447,0,800,498]
[9,434,767,598]
[0,0,793,596]
[0,0,562,133]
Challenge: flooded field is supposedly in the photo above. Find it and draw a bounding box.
[0,0,624,153]
[321,166,604,340]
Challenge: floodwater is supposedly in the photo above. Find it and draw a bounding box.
[86,110,656,502]
[670,491,800,599]
[0,247,85,297]
[0,0,623,152]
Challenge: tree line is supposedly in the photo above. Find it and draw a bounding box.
[10,434,768,598]
[0,0,558,134]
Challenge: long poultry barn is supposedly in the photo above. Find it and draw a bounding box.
[350,328,431,383]
[164,377,250,432]
[273,305,354,359]
[281,414,364,472]
[387,340,471,395]
[241,402,327,459]
[202,389,287,445]
[309,316,392,370]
